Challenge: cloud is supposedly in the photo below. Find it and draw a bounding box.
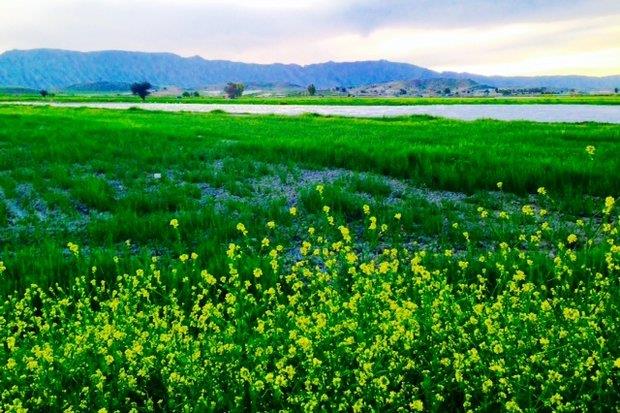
[336,0,620,31]
[0,0,618,75]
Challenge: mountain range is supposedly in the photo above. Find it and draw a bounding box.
[0,49,618,92]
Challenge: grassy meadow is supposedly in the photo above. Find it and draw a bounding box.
[0,105,619,411]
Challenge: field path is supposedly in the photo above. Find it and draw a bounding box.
[2,101,620,123]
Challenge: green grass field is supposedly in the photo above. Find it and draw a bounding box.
[1,93,620,105]
[0,105,619,411]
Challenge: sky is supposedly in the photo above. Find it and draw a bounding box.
[0,0,619,76]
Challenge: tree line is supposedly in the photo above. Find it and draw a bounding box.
[37,82,324,100]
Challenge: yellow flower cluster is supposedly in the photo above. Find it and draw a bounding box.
[0,195,618,411]
[66,242,79,256]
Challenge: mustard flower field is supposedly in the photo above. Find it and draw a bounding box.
[0,106,619,411]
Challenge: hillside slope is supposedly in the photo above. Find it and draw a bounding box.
[0,49,618,91]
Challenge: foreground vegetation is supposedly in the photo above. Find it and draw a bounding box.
[1,93,620,105]
[2,194,618,411]
[0,106,619,411]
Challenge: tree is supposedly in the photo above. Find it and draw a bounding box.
[193,91,200,97]
[444,88,451,95]
[39,89,48,98]
[615,87,619,94]
[307,84,316,96]
[224,82,244,99]
[130,82,152,101]
[182,91,191,98]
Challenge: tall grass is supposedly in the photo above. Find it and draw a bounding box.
[0,105,618,294]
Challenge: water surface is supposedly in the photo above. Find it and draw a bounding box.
[3,102,620,123]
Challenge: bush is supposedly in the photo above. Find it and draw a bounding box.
[130,82,152,101]
[224,83,244,99]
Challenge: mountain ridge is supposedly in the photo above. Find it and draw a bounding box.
[0,48,618,91]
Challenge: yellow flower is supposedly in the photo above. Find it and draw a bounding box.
[537,187,546,195]
[614,358,620,368]
[266,221,276,229]
[169,218,179,229]
[236,223,248,236]
[315,184,324,195]
[513,270,525,281]
[550,394,563,406]
[225,293,236,305]
[497,181,503,189]
[253,268,263,278]
[521,205,534,216]
[289,206,297,216]
[201,269,216,285]
[346,251,358,264]
[604,196,615,214]
[226,243,237,258]
[563,307,580,321]
[191,252,198,260]
[0,261,6,274]
[505,400,522,413]
[410,400,423,412]
[179,254,189,262]
[363,204,370,215]
[368,216,377,230]
[394,212,402,220]
[297,336,312,351]
[67,242,79,256]
[567,234,577,244]
[585,145,596,156]
[482,379,493,393]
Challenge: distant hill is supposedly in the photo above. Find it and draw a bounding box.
[0,49,435,90]
[442,71,620,91]
[351,78,492,96]
[0,48,618,92]
[0,86,39,94]
[65,81,132,93]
